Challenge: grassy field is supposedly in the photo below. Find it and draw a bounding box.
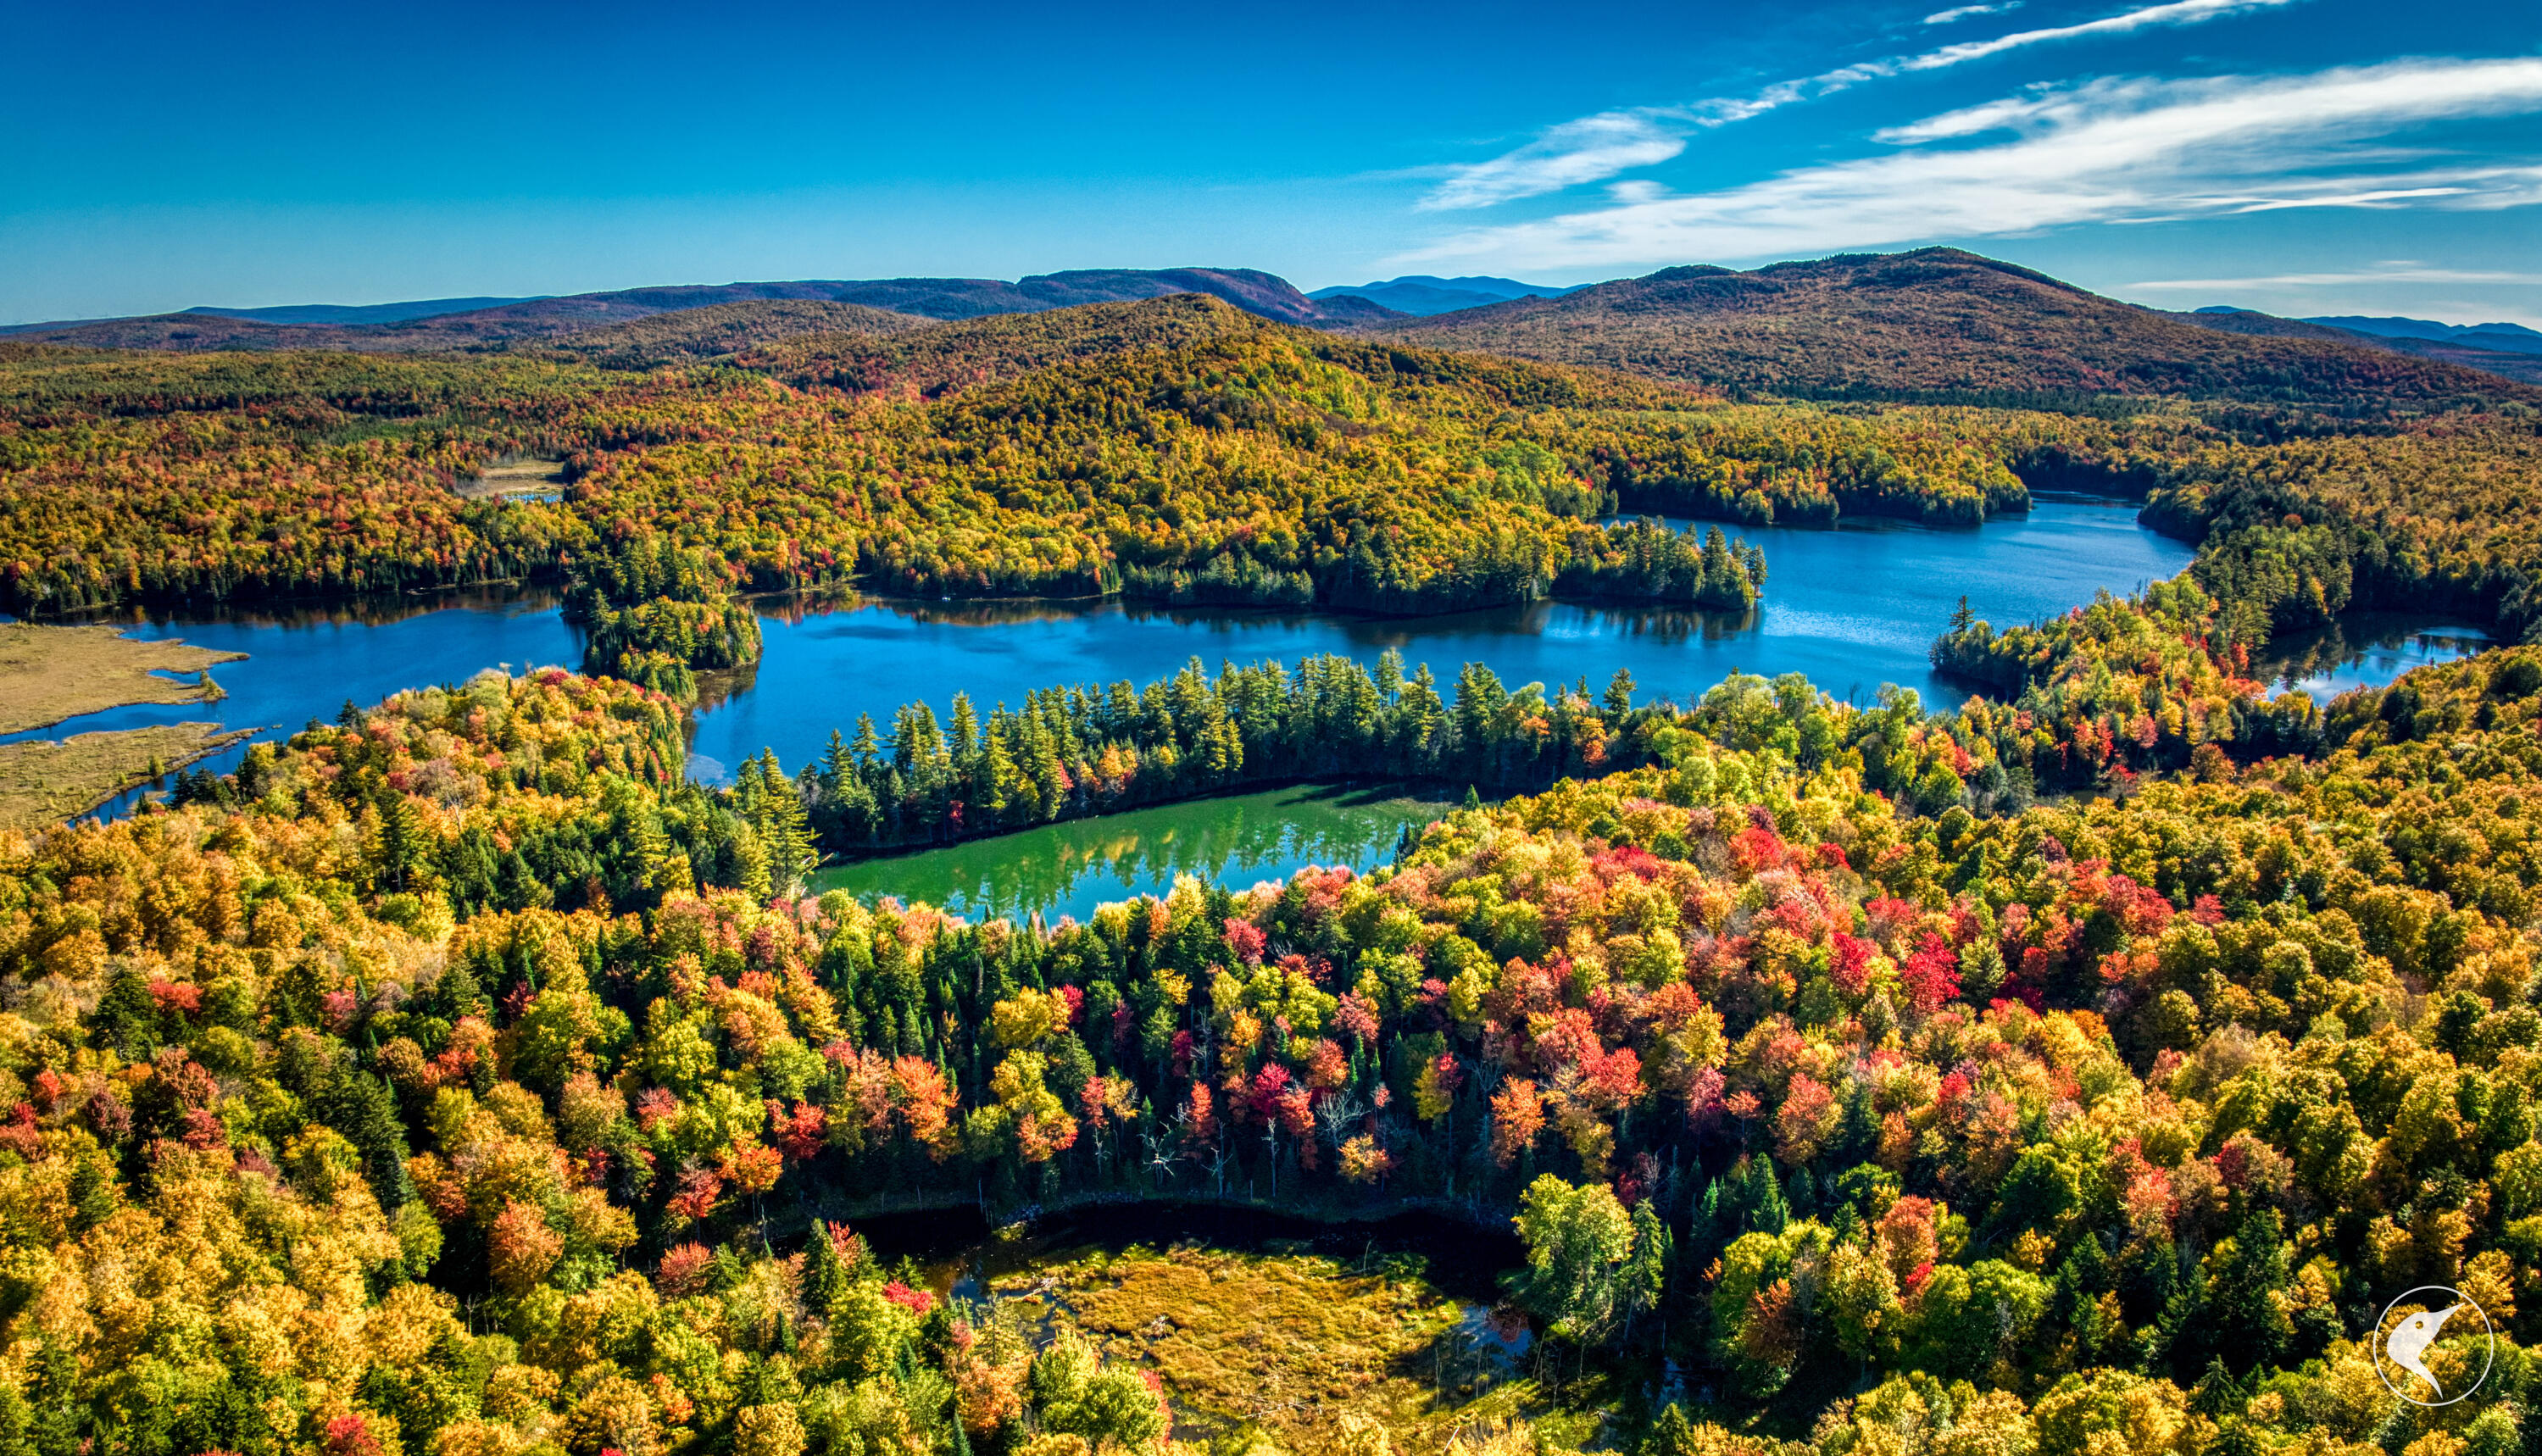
[453,457,568,499]
[1003,1246,1576,1456]
[0,721,250,831]
[0,622,243,734]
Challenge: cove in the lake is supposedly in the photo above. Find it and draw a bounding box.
[18,496,2200,818]
[809,781,1453,925]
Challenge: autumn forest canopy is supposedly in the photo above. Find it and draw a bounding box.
[6,254,2542,1456]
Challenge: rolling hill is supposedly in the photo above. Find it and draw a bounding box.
[552,299,933,368]
[1371,247,2542,409]
[184,295,538,325]
[737,292,1302,399]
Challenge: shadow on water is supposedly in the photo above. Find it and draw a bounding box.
[851,1200,1521,1306]
[31,581,565,632]
[837,592,1766,647]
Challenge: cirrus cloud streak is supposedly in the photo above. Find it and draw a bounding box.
[1420,0,2295,209]
[1399,58,2542,272]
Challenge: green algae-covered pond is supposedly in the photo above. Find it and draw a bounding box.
[808,782,1455,923]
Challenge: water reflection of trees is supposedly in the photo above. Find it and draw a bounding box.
[43,582,565,631]
[830,786,1447,922]
[689,660,760,712]
[2253,613,2492,692]
[827,593,1762,653]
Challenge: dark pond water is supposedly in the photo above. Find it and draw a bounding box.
[808,781,1452,925]
[845,1199,1522,1312]
[13,497,2197,818]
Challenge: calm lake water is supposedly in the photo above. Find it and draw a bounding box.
[14,496,2198,818]
[2253,613,2495,700]
[692,492,2194,776]
[809,782,1452,924]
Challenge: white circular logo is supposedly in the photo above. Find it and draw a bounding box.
[2374,1286,2495,1407]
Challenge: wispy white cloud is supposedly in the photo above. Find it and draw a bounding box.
[1924,3,2022,24]
[2126,266,2542,288]
[1399,58,2542,270]
[1420,0,2297,209]
[1902,0,2290,71]
[1419,112,1688,211]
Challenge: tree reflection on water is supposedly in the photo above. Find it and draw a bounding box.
[810,781,1451,923]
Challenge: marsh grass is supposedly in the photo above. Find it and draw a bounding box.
[0,722,250,830]
[0,623,244,735]
[455,457,569,499]
[1004,1244,1572,1456]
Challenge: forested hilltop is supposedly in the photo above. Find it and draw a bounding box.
[1374,248,2542,411]
[10,255,2542,1456]
[10,286,2542,679]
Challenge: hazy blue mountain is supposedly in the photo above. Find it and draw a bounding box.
[2173,305,2542,384]
[185,297,539,325]
[1309,275,1588,316]
[2305,314,2542,355]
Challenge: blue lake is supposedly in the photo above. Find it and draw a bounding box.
[11,495,2199,814]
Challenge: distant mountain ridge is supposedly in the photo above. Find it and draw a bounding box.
[2176,307,2542,384]
[553,300,934,369]
[10,248,2537,410]
[1372,248,2542,408]
[2302,314,2542,355]
[185,296,541,325]
[1310,275,1586,316]
[1,268,1399,353]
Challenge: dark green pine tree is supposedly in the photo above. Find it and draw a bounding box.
[804,1220,854,1318]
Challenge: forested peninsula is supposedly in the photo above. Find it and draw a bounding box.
[4,265,2542,1456]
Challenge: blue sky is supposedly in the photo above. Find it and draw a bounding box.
[3,0,2537,325]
